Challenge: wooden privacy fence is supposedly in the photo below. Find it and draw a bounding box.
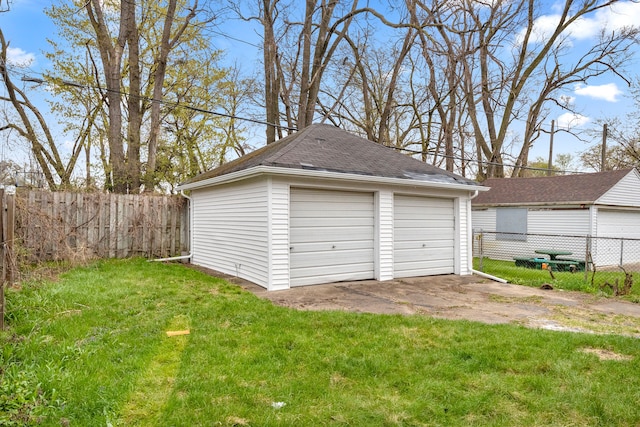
[1,189,16,330]
[15,190,189,262]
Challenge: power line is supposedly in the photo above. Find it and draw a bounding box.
[390,145,585,175]
[8,69,584,174]
[18,74,296,131]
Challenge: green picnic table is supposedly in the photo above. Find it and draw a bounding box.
[534,249,573,261]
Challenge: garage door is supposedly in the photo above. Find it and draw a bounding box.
[394,195,455,277]
[597,209,640,239]
[290,188,375,286]
[596,209,640,265]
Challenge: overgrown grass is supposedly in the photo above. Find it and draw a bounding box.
[475,258,640,298]
[2,259,640,426]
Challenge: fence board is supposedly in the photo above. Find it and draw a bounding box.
[14,190,189,263]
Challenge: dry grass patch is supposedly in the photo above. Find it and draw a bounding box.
[580,347,634,361]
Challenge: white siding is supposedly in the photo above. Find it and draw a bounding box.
[377,190,394,281]
[394,195,455,277]
[594,208,640,266]
[290,188,375,286]
[268,179,290,290]
[458,198,471,275]
[191,179,270,287]
[597,169,640,207]
[528,209,590,235]
[472,208,495,232]
[472,207,590,261]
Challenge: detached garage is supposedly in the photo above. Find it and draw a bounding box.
[472,168,640,267]
[178,124,486,290]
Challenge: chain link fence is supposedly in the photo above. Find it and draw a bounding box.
[473,230,640,296]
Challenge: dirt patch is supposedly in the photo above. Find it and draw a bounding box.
[580,347,634,361]
[232,273,640,337]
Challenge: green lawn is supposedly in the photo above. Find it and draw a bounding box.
[474,257,640,300]
[2,259,640,426]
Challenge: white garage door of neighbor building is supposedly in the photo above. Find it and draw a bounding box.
[289,188,375,287]
[596,209,640,266]
[394,195,455,277]
[597,209,640,239]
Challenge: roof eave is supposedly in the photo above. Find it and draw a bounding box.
[178,165,488,192]
[472,201,594,208]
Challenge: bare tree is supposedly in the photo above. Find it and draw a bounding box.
[45,0,221,193]
[0,28,83,189]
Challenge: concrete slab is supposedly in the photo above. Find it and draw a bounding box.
[193,266,640,337]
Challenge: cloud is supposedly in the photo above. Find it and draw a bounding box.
[515,1,640,45]
[594,1,640,33]
[557,112,589,129]
[6,47,35,67]
[574,83,622,102]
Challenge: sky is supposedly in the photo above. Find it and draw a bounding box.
[1,0,640,174]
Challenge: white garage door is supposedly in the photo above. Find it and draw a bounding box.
[394,195,455,277]
[290,188,375,287]
[596,209,640,265]
[597,209,640,239]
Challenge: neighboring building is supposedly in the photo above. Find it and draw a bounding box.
[472,169,640,267]
[178,124,487,290]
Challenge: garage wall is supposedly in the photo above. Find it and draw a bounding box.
[471,207,590,261]
[191,178,270,287]
[377,190,394,281]
[459,198,471,275]
[268,178,290,290]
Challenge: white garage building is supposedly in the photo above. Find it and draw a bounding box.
[472,169,640,267]
[178,124,486,290]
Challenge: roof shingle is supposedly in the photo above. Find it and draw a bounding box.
[183,124,479,187]
[472,169,634,206]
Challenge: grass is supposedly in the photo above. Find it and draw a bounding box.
[474,257,640,299]
[1,258,640,426]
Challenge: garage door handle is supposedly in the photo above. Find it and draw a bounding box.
[422,244,426,247]
[332,245,336,249]
[290,246,293,250]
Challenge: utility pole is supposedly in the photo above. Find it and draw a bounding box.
[547,120,555,176]
[601,123,608,172]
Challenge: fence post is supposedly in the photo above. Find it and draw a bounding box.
[0,189,5,330]
[6,193,14,285]
[584,235,591,282]
[619,238,624,267]
[478,229,484,272]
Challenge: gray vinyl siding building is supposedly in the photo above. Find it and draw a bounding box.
[179,124,486,290]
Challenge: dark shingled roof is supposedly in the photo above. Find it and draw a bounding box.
[472,169,634,206]
[183,124,479,187]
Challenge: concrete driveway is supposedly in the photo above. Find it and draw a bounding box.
[234,274,640,337]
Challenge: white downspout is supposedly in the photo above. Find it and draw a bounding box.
[150,190,192,262]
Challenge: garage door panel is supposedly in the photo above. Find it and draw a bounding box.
[291,227,373,243]
[395,229,453,241]
[290,188,375,287]
[291,249,374,269]
[398,265,454,277]
[290,266,375,286]
[394,195,455,278]
[291,217,375,227]
[394,247,454,263]
[292,240,373,252]
[395,218,452,228]
[394,240,454,251]
[291,207,374,218]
